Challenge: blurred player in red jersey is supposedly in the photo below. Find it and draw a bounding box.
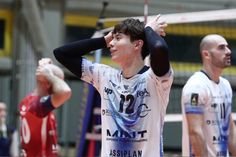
[19,58,71,157]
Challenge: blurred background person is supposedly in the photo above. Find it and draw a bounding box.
[19,58,71,157]
[0,102,19,157]
[181,34,236,156]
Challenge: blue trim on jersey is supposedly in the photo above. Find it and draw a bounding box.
[138,65,149,74]
[185,110,203,114]
[35,96,55,117]
[43,96,55,111]
[160,135,163,157]
[185,104,203,114]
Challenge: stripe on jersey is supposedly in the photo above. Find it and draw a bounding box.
[185,103,203,114]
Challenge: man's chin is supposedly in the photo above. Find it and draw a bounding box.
[224,64,231,68]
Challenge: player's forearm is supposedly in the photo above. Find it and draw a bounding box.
[48,75,71,108]
[189,132,208,156]
[53,37,107,77]
[54,37,107,57]
[144,26,170,76]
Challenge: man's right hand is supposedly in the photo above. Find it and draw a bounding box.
[104,31,113,48]
[145,14,168,37]
[38,58,53,66]
[36,64,54,82]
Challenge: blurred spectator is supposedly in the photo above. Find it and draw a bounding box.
[0,102,19,157]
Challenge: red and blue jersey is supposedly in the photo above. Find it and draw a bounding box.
[19,94,58,157]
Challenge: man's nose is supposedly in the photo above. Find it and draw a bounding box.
[226,47,231,55]
[109,39,115,48]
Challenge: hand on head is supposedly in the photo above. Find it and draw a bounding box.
[38,58,53,66]
[36,58,54,82]
[104,31,113,48]
[36,64,54,82]
[145,14,168,36]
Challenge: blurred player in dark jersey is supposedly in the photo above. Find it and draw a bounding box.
[19,58,71,157]
[54,15,173,157]
[0,102,19,157]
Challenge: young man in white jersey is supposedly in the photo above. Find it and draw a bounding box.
[54,15,173,157]
[181,34,236,157]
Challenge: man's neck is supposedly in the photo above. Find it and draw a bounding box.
[202,65,223,83]
[121,59,145,78]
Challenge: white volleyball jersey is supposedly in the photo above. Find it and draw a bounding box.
[182,71,232,157]
[81,58,173,157]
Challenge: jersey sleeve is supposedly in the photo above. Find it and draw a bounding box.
[182,81,207,114]
[146,67,173,110]
[28,96,55,118]
[80,58,112,91]
[150,67,173,93]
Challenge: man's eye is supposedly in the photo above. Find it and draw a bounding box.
[218,45,225,50]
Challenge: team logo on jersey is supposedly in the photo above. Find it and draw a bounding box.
[208,103,219,113]
[109,149,142,157]
[104,87,113,94]
[137,88,150,97]
[102,109,119,117]
[206,119,220,125]
[20,105,27,115]
[137,104,151,118]
[190,93,198,106]
[106,129,147,140]
[211,103,217,109]
[213,135,227,144]
[103,87,115,100]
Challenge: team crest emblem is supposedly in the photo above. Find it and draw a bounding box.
[190,93,198,106]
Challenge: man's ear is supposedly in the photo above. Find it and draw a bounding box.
[134,40,144,50]
[202,50,210,59]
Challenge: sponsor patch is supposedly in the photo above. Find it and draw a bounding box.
[190,93,198,106]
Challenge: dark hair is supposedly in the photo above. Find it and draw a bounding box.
[113,18,149,60]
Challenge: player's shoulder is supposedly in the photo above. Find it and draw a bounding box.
[19,93,39,110]
[97,63,120,77]
[19,94,31,106]
[182,71,210,95]
[219,76,231,89]
[219,76,230,84]
[88,59,118,74]
[184,71,206,86]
